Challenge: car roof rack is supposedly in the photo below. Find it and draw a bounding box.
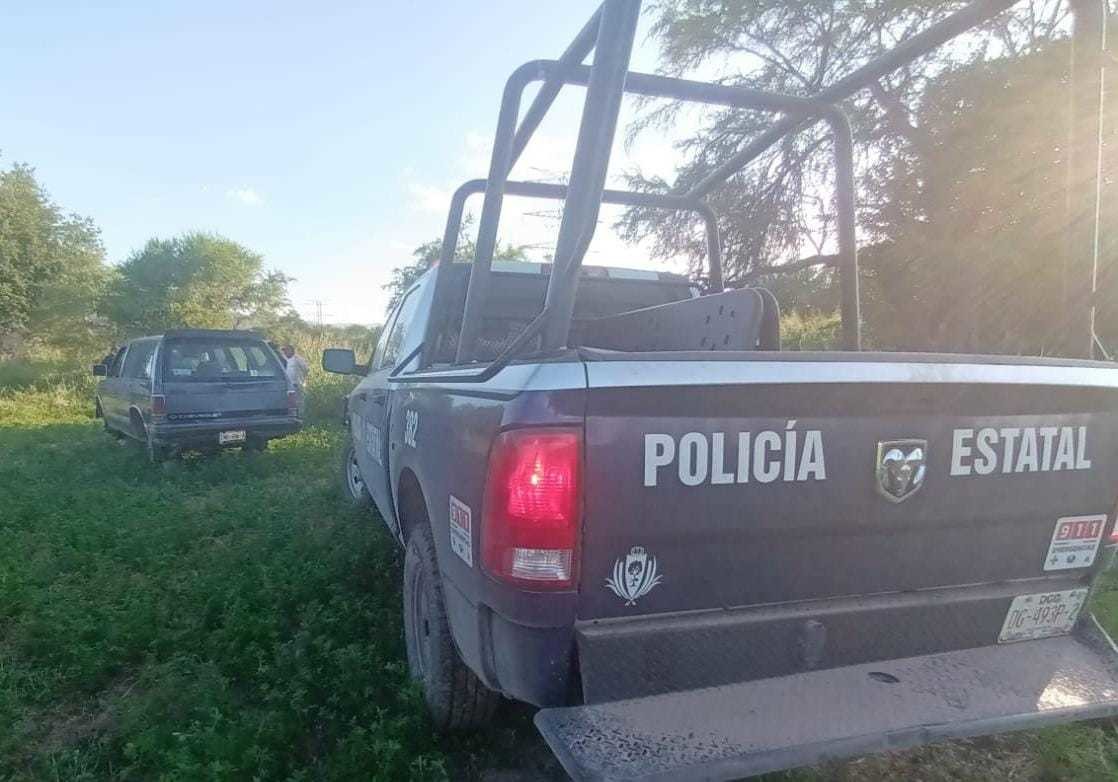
[163,329,266,340]
[403,0,1106,382]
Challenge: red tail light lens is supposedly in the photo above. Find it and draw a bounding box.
[482,428,581,589]
[151,395,167,416]
[287,390,298,413]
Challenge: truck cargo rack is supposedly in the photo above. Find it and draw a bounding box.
[397,0,1106,383]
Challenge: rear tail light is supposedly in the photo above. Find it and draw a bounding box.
[481,428,581,589]
[151,395,167,416]
[287,390,298,414]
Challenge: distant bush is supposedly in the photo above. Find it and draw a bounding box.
[780,310,842,351]
[304,373,357,427]
[0,356,98,425]
[0,355,96,391]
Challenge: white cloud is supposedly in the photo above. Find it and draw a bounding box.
[405,181,453,214]
[226,187,263,206]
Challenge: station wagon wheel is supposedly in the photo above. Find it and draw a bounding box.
[347,455,364,496]
[339,435,372,509]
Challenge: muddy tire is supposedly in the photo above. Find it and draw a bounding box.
[340,436,372,509]
[404,523,500,732]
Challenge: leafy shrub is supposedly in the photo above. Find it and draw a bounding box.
[780,310,842,351]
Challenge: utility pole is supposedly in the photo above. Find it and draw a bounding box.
[306,300,327,336]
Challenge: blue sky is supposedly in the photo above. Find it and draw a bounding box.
[3,1,690,324]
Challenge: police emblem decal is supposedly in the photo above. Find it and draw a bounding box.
[605,546,663,606]
[875,439,927,503]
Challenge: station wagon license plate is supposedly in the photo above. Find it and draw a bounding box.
[219,430,246,444]
[998,588,1088,643]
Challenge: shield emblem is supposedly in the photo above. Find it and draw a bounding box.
[875,439,927,503]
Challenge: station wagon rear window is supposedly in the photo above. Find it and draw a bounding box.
[163,338,283,382]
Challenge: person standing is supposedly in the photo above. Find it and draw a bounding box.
[282,344,309,417]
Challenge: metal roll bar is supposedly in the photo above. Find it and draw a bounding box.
[450,48,860,361]
[419,177,723,370]
[401,0,1105,384]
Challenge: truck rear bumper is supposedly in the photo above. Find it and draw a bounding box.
[536,617,1118,781]
[574,577,1087,703]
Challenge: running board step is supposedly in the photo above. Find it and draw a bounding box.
[535,619,1118,781]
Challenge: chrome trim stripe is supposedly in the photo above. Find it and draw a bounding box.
[393,362,587,393]
[585,360,1118,390]
[397,358,1118,394]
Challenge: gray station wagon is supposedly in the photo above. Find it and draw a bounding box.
[94,329,301,461]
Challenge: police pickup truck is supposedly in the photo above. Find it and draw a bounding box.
[324,1,1118,779]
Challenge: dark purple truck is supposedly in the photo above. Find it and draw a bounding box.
[324,1,1118,778]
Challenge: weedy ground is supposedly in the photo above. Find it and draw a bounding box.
[1,366,1117,780]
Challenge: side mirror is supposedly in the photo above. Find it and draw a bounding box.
[92,364,108,377]
[322,348,358,375]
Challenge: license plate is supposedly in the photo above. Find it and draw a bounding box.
[998,588,1088,643]
[218,430,246,444]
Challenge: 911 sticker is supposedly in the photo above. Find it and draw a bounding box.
[448,495,473,567]
[1044,514,1107,571]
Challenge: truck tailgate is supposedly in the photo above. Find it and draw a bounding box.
[576,357,1118,695]
[537,619,1118,781]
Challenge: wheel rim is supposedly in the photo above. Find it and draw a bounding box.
[409,566,432,678]
[346,450,365,498]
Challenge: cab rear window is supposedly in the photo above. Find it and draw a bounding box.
[163,338,283,382]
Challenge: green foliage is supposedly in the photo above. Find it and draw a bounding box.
[779,310,841,351]
[102,232,295,337]
[626,2,1113,356]
[624,0,1065,280]
[0,388,454,779]
[384,217,529,313]
[858,41,1091,354]
[1031,722,1118,781]
[0,162,109,355]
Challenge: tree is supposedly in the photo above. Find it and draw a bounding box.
[615,2,1118,355]
[859,33,1118,355]
[620,1,1069,285]
[384,217,528,312]
[0,162,108,354]
[103,232,295,335]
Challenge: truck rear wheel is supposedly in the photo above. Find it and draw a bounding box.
[340,436,373,509]
[404,523,500,732]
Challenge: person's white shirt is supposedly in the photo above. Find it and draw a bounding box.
[285,354,309,389]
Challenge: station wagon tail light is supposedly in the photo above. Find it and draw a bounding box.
[482,428,581,589]
[287,390,297,414]
[151,395,167,416]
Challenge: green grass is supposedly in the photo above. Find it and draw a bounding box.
[0,380,557,781]
[2,375,1118,780]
